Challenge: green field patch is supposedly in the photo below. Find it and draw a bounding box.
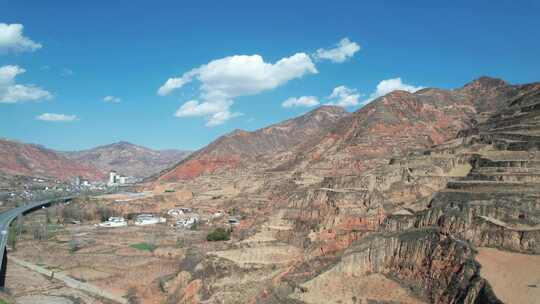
[129,242,155,252]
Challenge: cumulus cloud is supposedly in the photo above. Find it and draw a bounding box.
[326,85,361,107]
[281,96,320,108]
[0,65,52,103]
[160,53,317,126]
[36,113,77,122]
[0,23,42,54]
[314,38,360,63]
[283,85,360,110]
[365,77,424,103]
[174,99,241,126]
[103,95,121,103]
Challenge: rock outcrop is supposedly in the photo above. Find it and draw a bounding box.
[337,228,501,304]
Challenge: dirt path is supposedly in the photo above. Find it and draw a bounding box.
[476,247,540,304]
[10,256,128,304]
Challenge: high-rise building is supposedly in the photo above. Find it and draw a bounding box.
[108,171,118,186]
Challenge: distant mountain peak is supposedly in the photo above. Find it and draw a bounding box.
[62,142,191,178]
[385,90,415,98]
[306,105,349,116]
[109,141,137,148]
[312,104,347,112]
[113,140,132,145]
[463,76,508,89]
[227,129,250,137]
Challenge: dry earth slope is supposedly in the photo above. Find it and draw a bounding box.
[284,77,517,176]
[0,138,104,181]
[155,105,348,181]
[62,141,190,178]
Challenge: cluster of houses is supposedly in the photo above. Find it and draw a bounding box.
[96,206,241,230]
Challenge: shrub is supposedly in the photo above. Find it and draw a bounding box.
[68,238,80,253]
[130,242,155,252]
[31,223,48,241]
[7,225,17,250]
[158,277,167,293]
[125,287,140,304]
[96,206,114,222]
[206,228,230,242]
[190,220,199,231]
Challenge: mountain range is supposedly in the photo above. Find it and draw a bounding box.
[62,141,190,178]
[0,76,524,184]
[0,139,190,181]
[153,76,516,182]
[2,76,539,303]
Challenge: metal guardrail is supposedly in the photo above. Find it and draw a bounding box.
[0,197,74,281]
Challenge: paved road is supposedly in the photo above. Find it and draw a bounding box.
[0,197,73,278]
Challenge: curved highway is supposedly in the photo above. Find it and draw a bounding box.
[0,197,73,287]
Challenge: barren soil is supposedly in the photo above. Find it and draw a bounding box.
[476,247,540,304]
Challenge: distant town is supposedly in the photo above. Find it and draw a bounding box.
[0,170,141,209]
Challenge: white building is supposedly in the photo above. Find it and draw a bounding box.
[108,171,118,186]
[97,217,127,228]
[134,214,166,226]
[108,171,130,186]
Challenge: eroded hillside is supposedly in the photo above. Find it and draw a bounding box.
[7,78,539,304]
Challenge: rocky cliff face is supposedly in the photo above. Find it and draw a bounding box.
[0,138,104,181]
[383,82,540,255]
[156,106,348,181]
[272,79,540,303]
[63,141,190,178]
[336,228,500,304]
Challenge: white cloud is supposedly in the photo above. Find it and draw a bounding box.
[365,77,424,103]
[0,65,52,103]
[314,38,360,63]
[158,71,197,96]
[175,99,231,117]
[0,23,42,54]
[326,85,361,107]
[174,99,242,127]
[161,52,317,126]
[206,110,243,127]
[36,113,77,122]
[103,95,121,103]
[281,96,320,108]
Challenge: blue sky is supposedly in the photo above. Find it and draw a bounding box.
[1,0,539,151]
